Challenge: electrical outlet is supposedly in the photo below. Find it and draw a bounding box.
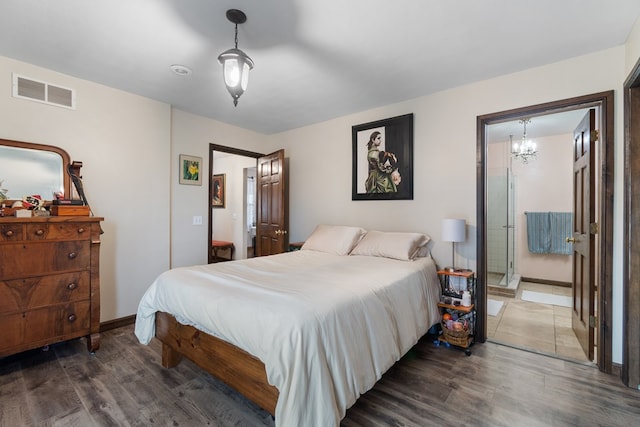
[192,215,202,225]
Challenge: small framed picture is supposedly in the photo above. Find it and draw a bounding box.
[212,174,225,208]
[179,154,202,186]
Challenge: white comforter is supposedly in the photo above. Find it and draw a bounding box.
[135,250,441,427]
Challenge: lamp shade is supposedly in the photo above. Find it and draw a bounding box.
[218,9,254,107]
[442,219,466,243]
[218,47,254,106]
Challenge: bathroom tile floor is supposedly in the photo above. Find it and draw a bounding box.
[487,281,591,363]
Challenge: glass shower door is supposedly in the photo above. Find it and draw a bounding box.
[487,173,508,286]
[487,168,516,287]
[505,169,515,285]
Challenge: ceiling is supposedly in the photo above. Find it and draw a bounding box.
[487,109,591,143]
[0,1,639,135]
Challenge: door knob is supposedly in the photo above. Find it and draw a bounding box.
[565,237,579,243]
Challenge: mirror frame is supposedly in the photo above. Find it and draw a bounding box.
[0,138,72,203]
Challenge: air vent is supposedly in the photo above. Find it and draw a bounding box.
[12,73,75,109]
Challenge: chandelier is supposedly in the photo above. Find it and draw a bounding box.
[511,118,537,164]
[218,9,254,107]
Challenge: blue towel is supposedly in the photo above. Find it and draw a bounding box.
[526,212,551,254]
[550,212,573,255]
[526,212,573,255]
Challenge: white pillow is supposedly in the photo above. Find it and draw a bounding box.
[350,230,431,261]
[301,225,367,255]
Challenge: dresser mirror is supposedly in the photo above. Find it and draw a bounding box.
[0,138,71,202]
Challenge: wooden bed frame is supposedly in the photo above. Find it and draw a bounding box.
[155,311,279,415]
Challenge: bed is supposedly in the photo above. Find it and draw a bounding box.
[135,225,441,427]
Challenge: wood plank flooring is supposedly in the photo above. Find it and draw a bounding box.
[1,324,639,426]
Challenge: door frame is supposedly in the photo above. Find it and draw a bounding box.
[622,58,640,387]
[476,91,614,373]
[208,144,264,264]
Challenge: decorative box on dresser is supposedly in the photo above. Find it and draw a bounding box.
[0,216,104,357]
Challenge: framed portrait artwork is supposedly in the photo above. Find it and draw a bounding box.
[352,113,414,200]
[212,174,226,208]
[179,154,202,186]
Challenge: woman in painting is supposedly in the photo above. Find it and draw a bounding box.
[213,180,222,205]
[364,131,401,193]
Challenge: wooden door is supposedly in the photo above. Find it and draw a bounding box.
[571,109,596,360]
[256,150,288,256]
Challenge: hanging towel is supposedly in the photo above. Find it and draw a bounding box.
[526,212,551,254]
[550,212,573,255]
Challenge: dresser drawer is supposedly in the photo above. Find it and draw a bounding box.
[0,223,24,241]
[0,300,91,355]
[23,300,91,342]
[26,222,91,241]
[0,271,90,314]
[0,241,90,279]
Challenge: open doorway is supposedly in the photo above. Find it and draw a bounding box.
[209,144,263,264]
[476,91,615,373]
[485,110,590,362]
[245,166,257,258]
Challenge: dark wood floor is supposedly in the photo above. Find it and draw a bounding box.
[1,324,639,426]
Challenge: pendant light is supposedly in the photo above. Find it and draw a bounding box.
[218,9,254,107]
[511,118,537,164]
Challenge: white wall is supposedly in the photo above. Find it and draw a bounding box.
[626,15,640,75]
[269,47,625,266]
[169,109,266,268]
[514,134,573,282]
[0,56,171,321]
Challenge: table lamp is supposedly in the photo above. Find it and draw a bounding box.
[442,218,466,271]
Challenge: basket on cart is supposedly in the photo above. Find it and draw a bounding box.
[441,321,470,347]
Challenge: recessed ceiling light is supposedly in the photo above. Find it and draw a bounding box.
[170,64,192,76]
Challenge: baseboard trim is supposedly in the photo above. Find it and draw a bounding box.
[100,315,136,332]
[521,277,571,287]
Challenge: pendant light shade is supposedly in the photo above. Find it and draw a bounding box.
[218,48,253,104]
[218,9,254,107]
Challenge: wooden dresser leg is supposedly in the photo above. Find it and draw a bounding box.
[162,343,182,368]
[86,333,100,353]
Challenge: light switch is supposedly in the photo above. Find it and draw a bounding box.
[192,215,202,225]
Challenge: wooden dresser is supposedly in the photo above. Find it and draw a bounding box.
[0,216,103,357]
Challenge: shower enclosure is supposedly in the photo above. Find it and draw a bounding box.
[487,167,520,290]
